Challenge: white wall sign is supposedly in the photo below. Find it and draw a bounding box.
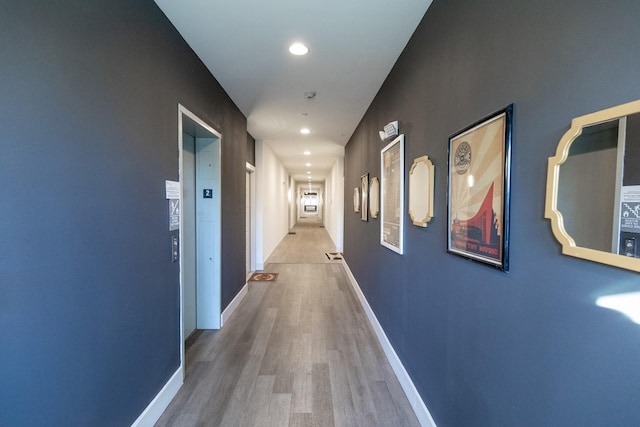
[621,185,640,233]
[165,180,180,199]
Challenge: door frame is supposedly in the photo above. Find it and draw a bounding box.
[246,162,256,277]
[177,104,222,371]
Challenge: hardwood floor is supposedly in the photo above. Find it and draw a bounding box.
[156,218,420,426]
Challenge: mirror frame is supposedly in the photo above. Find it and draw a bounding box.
[545,99,640,272]
[408,155,435,227]
[370,177,380,219]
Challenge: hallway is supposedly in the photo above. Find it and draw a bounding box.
[156,219,420,426]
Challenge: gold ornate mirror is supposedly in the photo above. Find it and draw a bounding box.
[409,156,435,227]
[370,177,380,219]
[545,99,640,272]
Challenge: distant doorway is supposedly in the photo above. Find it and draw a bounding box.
[301,191,319,216]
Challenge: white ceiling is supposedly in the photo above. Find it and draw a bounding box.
[154,0,432,183]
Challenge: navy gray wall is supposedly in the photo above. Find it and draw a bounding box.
[344,0,640,425]
[0,0,247,425]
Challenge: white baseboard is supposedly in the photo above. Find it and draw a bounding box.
[221,282,248,327]
[341,259,437,427]
[131,366,183,427]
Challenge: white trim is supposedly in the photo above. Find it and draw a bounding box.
[246,162,257,273]
[221,282,248,327]
[177,104,223,371]
[131,367,183,427]
[341,258,437,427]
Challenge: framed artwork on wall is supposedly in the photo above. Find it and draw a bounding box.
[409,155,435,227]
[370,176,380,219]
[447,105,513,271]
[361,173,369,221]
[353,187,360,213]
[381,134,405,254]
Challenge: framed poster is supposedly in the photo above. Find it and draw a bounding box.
[381,134,405,254]
[361,173,369,221]
[447,105,513,271]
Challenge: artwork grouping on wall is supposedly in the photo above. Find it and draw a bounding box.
[367,107,513,268]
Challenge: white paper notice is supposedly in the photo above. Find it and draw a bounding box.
[165,180,180,199]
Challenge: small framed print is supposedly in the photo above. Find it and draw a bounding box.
[447,105,513,271]
[361,173,369,221]
[381,134,405,254]
[353,187,360,213]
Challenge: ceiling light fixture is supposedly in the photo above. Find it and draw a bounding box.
[303,151,311,155]
[289,43,309,56]
[300,128,310,134]
[307,171,311,174]
[305,163,311,167]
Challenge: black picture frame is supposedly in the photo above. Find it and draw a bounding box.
[447,104,513,271]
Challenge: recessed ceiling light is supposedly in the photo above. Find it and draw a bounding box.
[289,43,309,56]
[300,128,310,134]
[305,163,311,167]
[303,151,311,155]
[307,171,311,174]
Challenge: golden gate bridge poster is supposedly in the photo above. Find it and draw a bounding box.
[447,105,513,271]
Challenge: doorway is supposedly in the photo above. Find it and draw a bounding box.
[178,105,222,364]
[246,163,256,278]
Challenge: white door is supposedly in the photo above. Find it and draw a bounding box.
[195,138,221,329]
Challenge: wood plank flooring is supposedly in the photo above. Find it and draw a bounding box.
[265,217,337,264]
[156,218,420,426]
